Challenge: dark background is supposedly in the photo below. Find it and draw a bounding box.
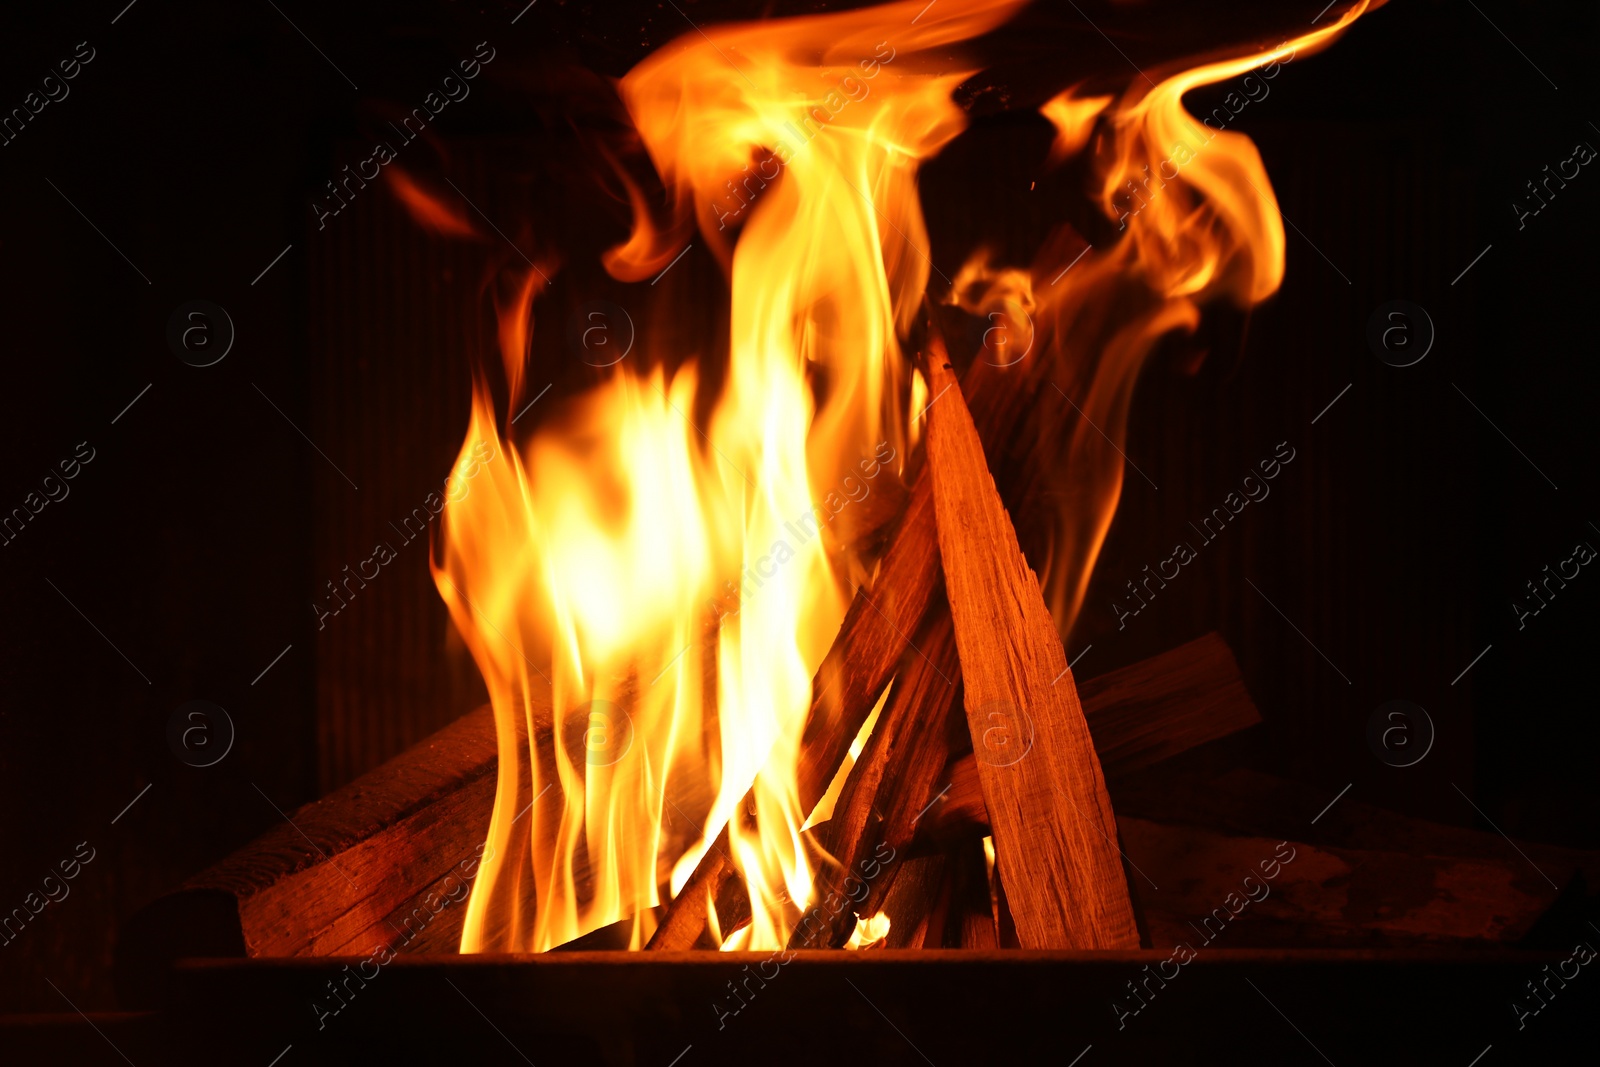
[0,0,1594,1014]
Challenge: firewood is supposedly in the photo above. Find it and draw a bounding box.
[1121,816,1573,948]
[647,472,941,949]
[879,854,948,949]
[787,603,962,950]
[117,682,718,991]
[848,632,1259,951]
[919,632,1260,842]
[117,620,1257,996]
[922,332,1139,949]
[1115,767,1600,890]
[951,838,999,949]
[786,626,1259,951]
[114,703,503,1002]
[761,627,1265,947]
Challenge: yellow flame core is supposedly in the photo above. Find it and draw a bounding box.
[437,0,1372,953]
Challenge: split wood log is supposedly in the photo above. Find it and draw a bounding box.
[918,632,1260,842]
[787,604,963,950]
[923,334,1139,949]
[646,473,941,949]
[879,854,949,949]
[117,674,717,998]
[950,837,999,950]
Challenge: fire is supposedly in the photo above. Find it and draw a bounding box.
[955,1,1372,633]
[430,1,1373,952]
[845,911,892,950]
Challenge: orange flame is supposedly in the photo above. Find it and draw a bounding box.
[387,169,479,239]
[955,2,1372,633]
[432,0,1373,953]
[438,0,1024,953]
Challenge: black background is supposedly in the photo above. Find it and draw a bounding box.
[0,0,1595,1017]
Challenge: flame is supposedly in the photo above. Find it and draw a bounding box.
[388,169,479,238]
[845,911,892,949]
[432,0,1374,953]
[438,0,1023,953]
[953,2,1372,634]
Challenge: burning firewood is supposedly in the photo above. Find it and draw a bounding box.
[922,330,1139,949]
[679,629,1267,948]
[117,625,1259,990]
[786,603,963,950]
[785,625,1258,949]
[791,630,1261,948]
[650,277,1090,951]
[647,472,943,949]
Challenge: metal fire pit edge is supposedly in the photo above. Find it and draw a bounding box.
[154,948,1597,1065]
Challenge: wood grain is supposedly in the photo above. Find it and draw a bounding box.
[920,632,1261,841]
[923,338,1139,949]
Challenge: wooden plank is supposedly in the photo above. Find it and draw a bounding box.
[923,336,1139,949]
